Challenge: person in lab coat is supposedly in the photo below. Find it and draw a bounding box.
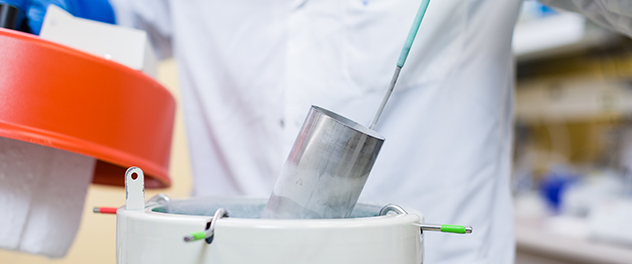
[9,0,632,262]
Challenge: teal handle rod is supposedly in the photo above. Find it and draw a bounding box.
[397,0,431,68]
[369,0,431,129]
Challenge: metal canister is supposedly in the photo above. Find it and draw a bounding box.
[262,106,385,219]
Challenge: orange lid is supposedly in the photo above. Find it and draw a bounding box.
[0,28,175,188]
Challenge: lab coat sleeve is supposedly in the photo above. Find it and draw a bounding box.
[539,0,632,37]
[108,0,173,59]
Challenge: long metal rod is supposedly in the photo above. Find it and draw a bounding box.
[379,204,472,234]
[419,224,473,234]
[367,0,431,130]
[419,224,442,232]
[369,66,401,130]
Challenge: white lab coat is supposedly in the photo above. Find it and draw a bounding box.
[109,0,632,263]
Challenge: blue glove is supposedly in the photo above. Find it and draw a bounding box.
[0,0,26,10]
[0,0,115,34]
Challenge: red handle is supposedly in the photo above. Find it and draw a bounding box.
[93,207,118,214]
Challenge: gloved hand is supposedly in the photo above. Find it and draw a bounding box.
[0,0,115,35]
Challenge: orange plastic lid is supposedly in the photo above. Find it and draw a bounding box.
[0,28,175,188]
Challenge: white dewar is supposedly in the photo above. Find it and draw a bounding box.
[116,168,424,264]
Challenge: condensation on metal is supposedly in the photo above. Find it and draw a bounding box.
[262,106,385,219]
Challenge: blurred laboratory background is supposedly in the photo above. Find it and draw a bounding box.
[2,0,632,263]
[513,1,632,263]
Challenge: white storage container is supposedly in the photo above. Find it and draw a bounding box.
[116,168,424,264]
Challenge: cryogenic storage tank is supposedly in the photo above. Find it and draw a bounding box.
[114,167,470,264]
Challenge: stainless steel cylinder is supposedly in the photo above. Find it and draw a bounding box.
[262,106,385,219]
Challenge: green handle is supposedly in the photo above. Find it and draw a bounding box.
[396,0,431,68]
[189,231,206,241]
[440,224,466,234]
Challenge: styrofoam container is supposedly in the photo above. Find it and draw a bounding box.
[40,5,157,77]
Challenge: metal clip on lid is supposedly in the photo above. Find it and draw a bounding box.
[184,208,229,244]
[125,167,145,211]
[378,204,473,234]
